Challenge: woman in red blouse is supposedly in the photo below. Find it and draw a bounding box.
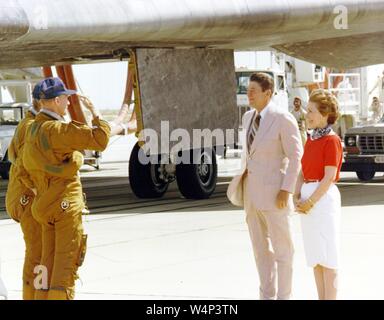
[294,89,343,300]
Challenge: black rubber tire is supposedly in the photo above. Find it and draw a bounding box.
[176,148,217,199]
[356,170,376,182]
[129,142,169,198]
[0,152,10,180]
[0,169,9,180]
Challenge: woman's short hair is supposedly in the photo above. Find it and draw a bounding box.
[309,89,340,125]
[250,72,274,93]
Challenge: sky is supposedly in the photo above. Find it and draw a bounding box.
[72,61,129,110]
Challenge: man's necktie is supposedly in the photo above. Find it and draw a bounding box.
[248,114,261,151]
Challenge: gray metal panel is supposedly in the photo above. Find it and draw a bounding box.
[274,31,384,69]
[136,48,238,153]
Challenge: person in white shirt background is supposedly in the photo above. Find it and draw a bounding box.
[369,70,384,107]
[369,96,384,123]
[290,96,308,146]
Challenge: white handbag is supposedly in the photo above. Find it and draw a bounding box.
[226,173,245,207]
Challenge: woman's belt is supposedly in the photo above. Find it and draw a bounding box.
[303,179,321,183]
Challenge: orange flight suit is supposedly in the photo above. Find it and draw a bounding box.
[6,109,83,300]
[23,110,110,300]
[6,109,40,300]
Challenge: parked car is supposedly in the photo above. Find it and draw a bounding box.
[0,103,29,179]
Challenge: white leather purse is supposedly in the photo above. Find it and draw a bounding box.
[226,173,245,207]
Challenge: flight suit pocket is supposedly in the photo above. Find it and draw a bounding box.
[10,193,34,223]
[76,234,88,267]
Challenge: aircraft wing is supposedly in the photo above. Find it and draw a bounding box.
[1,0,384,69]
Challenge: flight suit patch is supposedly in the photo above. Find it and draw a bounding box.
[30,122,39,136]
[45,164,64,174]
[61,200,70,210]
[41,133,51,151]
[20,195,30,206]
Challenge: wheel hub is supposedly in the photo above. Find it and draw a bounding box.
[156,163,176,183]
[197,152,213,184]
[199,163,209,176]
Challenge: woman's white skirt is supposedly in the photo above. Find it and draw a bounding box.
[300,182,341,269]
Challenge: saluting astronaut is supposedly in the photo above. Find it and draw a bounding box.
[22,77,111,300]
[6,81,84,300]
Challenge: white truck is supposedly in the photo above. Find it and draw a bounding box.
[342,116,384,181]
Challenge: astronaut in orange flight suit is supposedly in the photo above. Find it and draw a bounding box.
[6,82,84,299]
[23,78,111,300]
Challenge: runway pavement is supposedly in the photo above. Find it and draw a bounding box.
[1,145,384,300]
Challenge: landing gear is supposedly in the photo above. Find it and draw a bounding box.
[126,49,225,200]
[129,144,218,199]
[176,148,217,199]
[356,170,376,182]
[129,142,172,198]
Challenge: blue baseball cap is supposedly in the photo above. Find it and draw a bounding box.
[32,81,43,100]
[39,77,77,99]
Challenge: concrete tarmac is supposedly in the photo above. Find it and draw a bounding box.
[0,143,383,300]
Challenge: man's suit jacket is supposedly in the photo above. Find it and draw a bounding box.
[240,101,303,211]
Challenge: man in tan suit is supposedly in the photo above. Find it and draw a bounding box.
[240,73,303,300]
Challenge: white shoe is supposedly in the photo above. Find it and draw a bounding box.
[0,277,8,300]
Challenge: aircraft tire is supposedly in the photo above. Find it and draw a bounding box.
[129,142,169,198]
[0,152,10,180]
[176,148,217,199]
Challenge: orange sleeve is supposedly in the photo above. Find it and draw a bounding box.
[324,136,342,167]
